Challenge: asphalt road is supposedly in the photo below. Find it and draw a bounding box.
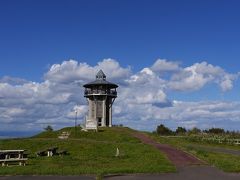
[1,166,240,180]
[105,166,240,180]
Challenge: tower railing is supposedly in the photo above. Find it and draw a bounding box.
[84,89,117,96]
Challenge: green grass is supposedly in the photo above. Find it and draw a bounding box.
[0,127,175,176]
[185,146,240,172]
[150,134,240,172]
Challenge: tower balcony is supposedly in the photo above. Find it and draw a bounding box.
[84,89,117,97]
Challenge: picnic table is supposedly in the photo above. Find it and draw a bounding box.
[0,150,28,166]
[58,131,70,139]
[46,147,58,157]
[36,147,68,157]
[36,147,58,157]
[58,150,68,156]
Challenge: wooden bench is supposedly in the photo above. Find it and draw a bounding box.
[234,139,240,145]
[58,150,68,156]
[0,158,28,166]
[0,150,28,167]
[36,147,59,157]
[36,150,47,157]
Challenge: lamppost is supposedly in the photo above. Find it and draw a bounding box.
[75,110,77,136]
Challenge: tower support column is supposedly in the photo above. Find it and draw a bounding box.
[88,99,92,119]
[109,104,112,127]
[102,99,106,126]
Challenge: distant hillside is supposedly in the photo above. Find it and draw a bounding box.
[0,131,40,139]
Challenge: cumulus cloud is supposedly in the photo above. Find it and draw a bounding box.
[123,67,169,107]
[168,61,238,92]
[114,100,240,131]
[0,58,239,132]
[44,59,131,85]
[0,76,28,85]
[151,59,180,72]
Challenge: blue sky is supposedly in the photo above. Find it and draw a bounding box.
[0,0,240,133]
[1,0,240,78]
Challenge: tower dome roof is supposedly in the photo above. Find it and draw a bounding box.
[83,70,118,88]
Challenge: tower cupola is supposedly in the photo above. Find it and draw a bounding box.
[96,70,106,80]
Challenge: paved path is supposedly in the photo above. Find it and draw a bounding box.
[105,166,240,180]
[132,132,204,167]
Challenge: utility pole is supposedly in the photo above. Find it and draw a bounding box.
[75,110,77,136]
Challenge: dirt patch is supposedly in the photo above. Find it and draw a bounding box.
[132,132,204,167]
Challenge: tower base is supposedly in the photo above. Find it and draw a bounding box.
[85,118,98,131]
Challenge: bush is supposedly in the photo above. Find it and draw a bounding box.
[156,124,173,135]
[44,125,53,132]
[188,127,201,135]
[175,127,187,134]
[207,128,225,134]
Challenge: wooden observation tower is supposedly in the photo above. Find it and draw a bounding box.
[83,70,118,129]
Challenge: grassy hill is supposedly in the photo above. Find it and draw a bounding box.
[150,134,240,172]
[0,127,175,176]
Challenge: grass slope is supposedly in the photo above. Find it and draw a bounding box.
[150,134,240,172]
[0,127,175,176]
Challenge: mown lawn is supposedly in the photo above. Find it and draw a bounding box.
[0,127,175,176]
[150,134,240,172]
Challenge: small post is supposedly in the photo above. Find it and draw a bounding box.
[115,147,119,157]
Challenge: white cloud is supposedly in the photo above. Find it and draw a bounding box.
[97,59,132,81]
[122,67,168,105]
[114,100,240,131]
[44,60,95,83]
[0,76,28,85]
[67,105,88,119]
[168,61,237,92]
[44,59,131,84]
[0,58,239,133]
[220,74,235,92]
[151,59,180,72]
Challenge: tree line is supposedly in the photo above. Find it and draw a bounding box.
[155,124,239,136]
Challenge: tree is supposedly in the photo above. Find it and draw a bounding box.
[44,125,53,132]
[176,127,187,134]
[156,124,173,135]
[188,127,201,134]
[207,128,225,134]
